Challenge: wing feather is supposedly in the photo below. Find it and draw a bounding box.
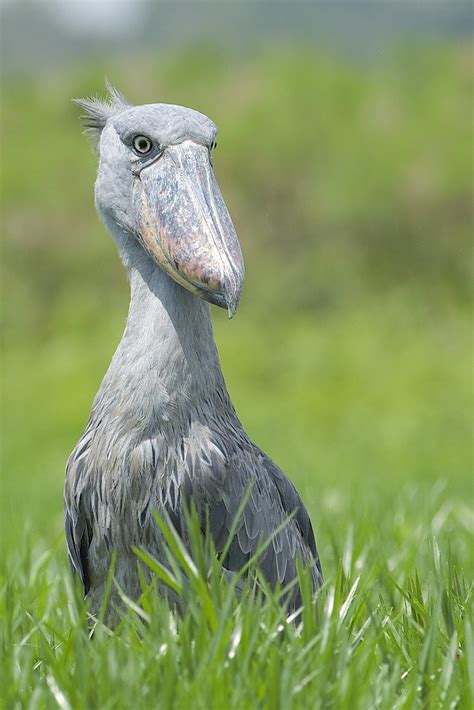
[191,436,323,602]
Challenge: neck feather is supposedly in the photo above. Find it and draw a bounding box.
[93,231,231,437]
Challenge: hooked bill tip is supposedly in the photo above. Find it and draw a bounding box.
[227,299,238,319]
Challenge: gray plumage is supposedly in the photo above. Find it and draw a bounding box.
[65,85,322,616]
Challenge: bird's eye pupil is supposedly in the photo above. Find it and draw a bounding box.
[133,136,152,154]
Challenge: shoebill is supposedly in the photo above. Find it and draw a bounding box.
[65,84,323,616]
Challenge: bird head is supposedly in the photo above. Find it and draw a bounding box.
[74,83,244,318]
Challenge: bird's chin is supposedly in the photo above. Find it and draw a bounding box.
[183,282,238,318]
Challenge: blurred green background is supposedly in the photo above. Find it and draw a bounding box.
[1,3,472,573]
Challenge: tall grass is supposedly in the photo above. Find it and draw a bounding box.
[2,490,472,708]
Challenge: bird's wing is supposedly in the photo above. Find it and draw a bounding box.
[186,433,323,598]
[64,427,94,594]
[65,504,91,594]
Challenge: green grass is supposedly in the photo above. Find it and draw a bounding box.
[1,492,472,708]
[1,44,473,707]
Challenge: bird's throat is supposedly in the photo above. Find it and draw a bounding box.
[94,242,229,438]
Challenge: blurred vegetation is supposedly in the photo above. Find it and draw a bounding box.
[2,44,472,542]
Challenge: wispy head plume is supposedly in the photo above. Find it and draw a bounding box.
[72,79,131,148]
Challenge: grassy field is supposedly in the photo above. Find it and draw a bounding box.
[1,44,473,707]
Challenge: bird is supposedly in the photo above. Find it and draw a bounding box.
[65,83,323,617]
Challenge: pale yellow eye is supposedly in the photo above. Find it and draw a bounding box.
[132,135,153,154]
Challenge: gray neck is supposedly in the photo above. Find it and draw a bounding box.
[93,231,231,438]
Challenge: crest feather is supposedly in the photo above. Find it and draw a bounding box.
[72,80,132,148]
